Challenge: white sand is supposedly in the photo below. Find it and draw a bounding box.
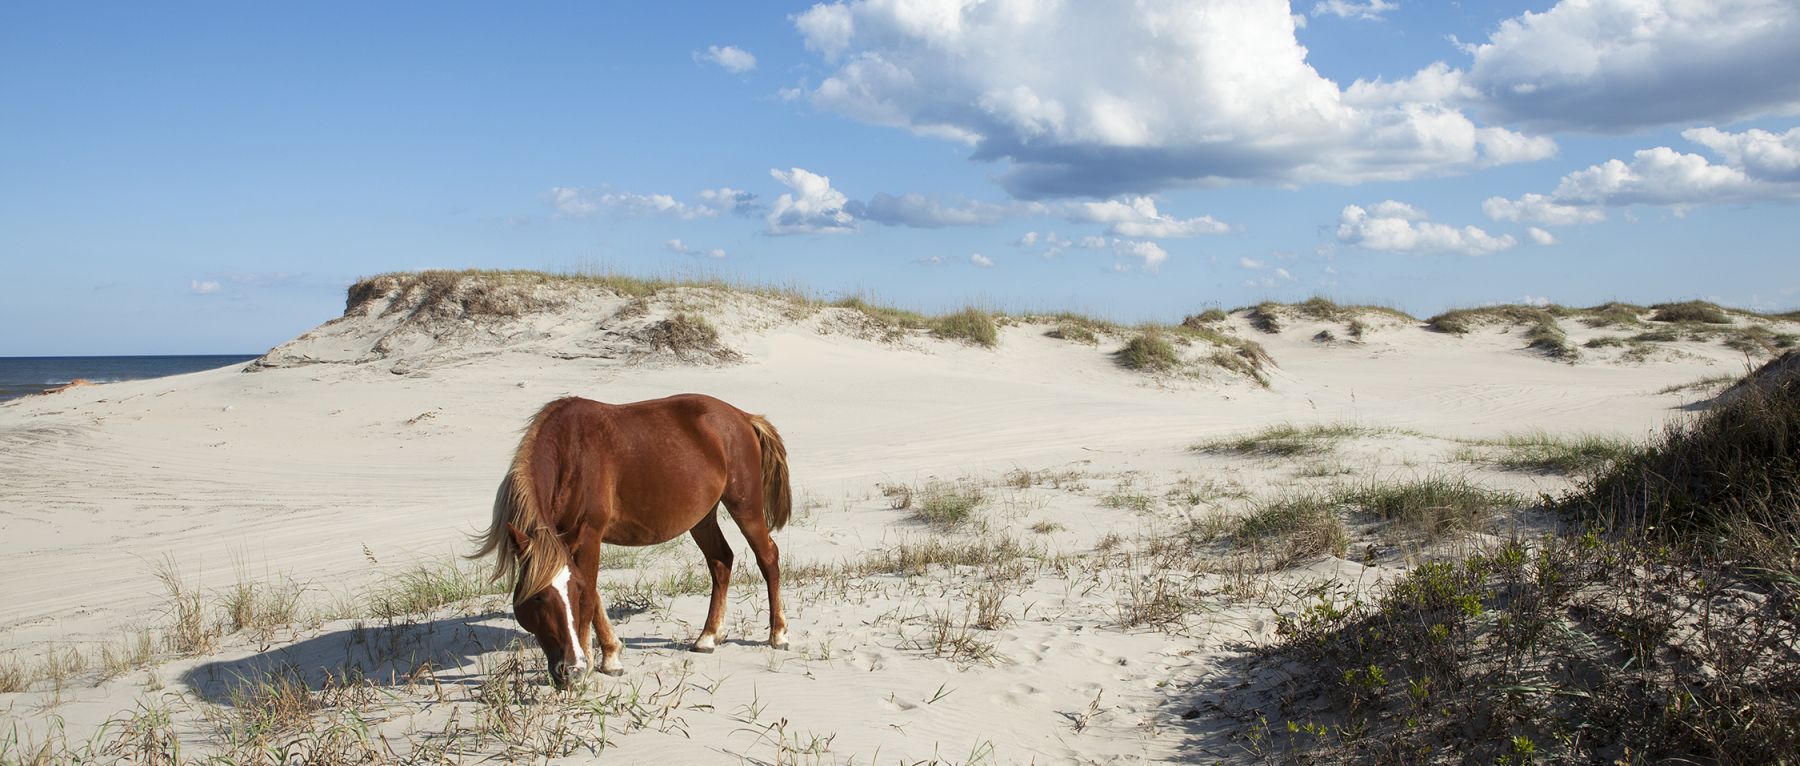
[0,285,1773,763]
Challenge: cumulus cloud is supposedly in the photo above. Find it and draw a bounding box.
[1682,126,1800,182]
[1456,0,1800,132]
[1485,127,1800,221]
[190,280,221,295]
[698,45,757,73]
[1078,235,1108,250]
[970,252,994,268]
[1337,201,1517,256]
[1481,193,1605,226]
[792,0,1552,198]
[1111,240,1169,271]
[665,239,727,259]
[1062,196,1230,237]
[847,193,1024,228]
[549,187,718,220]
[1526,227,1556,246]
[1311,1,1396,20]
[766,167,857,234]
[698,187,762,215]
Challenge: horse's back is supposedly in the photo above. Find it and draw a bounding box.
[526,394,759,543]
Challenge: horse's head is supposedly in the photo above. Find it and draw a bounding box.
[505,524,593,690]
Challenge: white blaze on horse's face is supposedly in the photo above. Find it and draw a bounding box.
[548,565,587,674]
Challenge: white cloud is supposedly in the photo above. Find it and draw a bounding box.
[1482,193,1605,225]
[766,167,858,234]
[1485,126,1800,223]
[698,45,757,73]
[970,252,994,268]
[1457,0,1800,131]
[549,187,717,220]
[697,187,761,215]
[1015,231,1039,247]
[849,193,1027,227]
[1239,256,1266,270]
[190,280,221,295]
[1682,126,1800,182]
[1077,236,1108,249]
[665,239,727,259]
[549,187,599,218]
[1112,239,1169,271]
[793,0,1551,198]
[1063,196,1230,237]
[1311,0,1396,20]
[1337,201,1517,256]
[1526,227,1556,246]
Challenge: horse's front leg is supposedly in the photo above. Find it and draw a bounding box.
[575,538,625,677]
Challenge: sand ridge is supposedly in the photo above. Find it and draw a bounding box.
[1,278,1790,762]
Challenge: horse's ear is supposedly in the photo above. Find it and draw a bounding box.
[505,523,531,553]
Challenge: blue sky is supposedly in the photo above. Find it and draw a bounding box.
[3,1,1797,355]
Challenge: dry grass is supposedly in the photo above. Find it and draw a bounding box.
[1246,301,1283,333]
[1193,422,1382,457]
[932,307,999,348]
[1456,430,1635,474]
[1115,331,1180,372]
[368,558,509,620]
[639,312,739,361]
[1524,317,1578,360]
[908,480,988,529]
[1426,305,1557,335]
[1649,299,1732,324]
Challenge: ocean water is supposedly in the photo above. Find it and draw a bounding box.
[0,355,259,403]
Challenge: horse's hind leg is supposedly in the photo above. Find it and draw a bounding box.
[687,510,734,653]
[723,503,788,650]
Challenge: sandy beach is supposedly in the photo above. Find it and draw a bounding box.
[0,274,1787,763]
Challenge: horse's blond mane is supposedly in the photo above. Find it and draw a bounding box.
[468,403,570,601]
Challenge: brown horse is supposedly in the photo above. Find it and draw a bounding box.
[470,394,791,688]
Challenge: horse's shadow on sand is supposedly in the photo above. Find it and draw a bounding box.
[180,612,524,704]
[180,603,673,705]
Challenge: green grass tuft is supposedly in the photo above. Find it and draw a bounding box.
[1649,300,1731,324]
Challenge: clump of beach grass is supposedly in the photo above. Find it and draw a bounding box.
[1457,430,1635,474]
[1246,302,1283,333]
[1426,305,1557,335]
[1193,422,1380,458]
[1524,317,1578,360]
[1577,301,1645,328]
[932,307,999,348]
[368,559,508,621]
[640,312,739,361]
[1115,331,1181,372]
[1649,300,1732,324]
[910,480,988,529]
[1231,492,1350,564]
[1338,476,1521,540]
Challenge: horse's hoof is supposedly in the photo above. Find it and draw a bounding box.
[690,644,715,654]
[770,640,789,651]
[600,667,624,677]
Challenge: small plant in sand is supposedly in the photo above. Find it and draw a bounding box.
[910,480,988,528]
[1231,492,1350,564]
[1115,331,1181,372]
[640,312,739,361]
[1183,308,1228,325]
[367,558,507,620]
[1426,305,1557,335]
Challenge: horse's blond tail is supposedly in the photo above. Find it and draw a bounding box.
[749,415,792,531]
[468,404,567,599]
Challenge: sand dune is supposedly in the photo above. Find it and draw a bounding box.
[1,274,1787,762]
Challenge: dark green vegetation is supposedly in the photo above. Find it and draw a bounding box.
[1193,423,1381,457]
[1238,352,1800,764]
